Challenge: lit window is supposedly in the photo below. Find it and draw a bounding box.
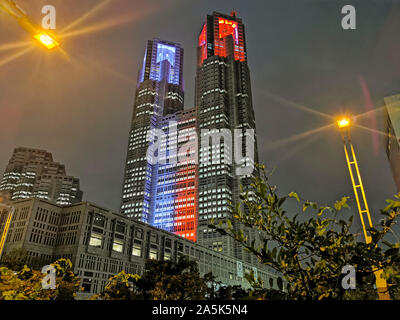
[149,248,158,260]
[132,244,142,257]
[113,239,124,253]
[89,232,102,247]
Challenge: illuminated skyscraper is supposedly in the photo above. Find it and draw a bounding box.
[122,11,260,250]
[153,109,198,241]
[121,39,199,241]
[196,11,260,261]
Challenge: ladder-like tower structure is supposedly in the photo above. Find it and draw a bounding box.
[0,203,14,260]
[337,117,390,300]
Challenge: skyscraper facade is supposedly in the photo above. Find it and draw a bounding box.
[121,39,184,222]
[153,109,198,241]
[0,147,83,205]
[121,39,199,241]
[384,94,400,192]
[195,11,260,260]
[121,12,260,253]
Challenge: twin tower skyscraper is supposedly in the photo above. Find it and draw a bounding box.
[120,11,259,260]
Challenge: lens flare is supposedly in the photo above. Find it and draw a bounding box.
[0,46,34,68]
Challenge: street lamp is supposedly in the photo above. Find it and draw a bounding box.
[336,115,390,300]
[0,0,61,50]
[337,116,351,129]
[33,31,60,50]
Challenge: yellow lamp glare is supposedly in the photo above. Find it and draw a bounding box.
[337,117,351,129]
[34,32,60,50]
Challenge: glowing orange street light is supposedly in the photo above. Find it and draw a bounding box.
[33,31,60,50]
[337,117,351,129]
[1,0,61,50]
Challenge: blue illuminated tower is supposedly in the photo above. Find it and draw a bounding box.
[121,39,184,222]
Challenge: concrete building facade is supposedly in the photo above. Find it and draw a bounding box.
[0,198,277,297]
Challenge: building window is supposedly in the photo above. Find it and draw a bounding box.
[82,278,92,292]
[135,229,143,239]
[149,248,158,260]
[150,234,158,244]
[93,214,105,228]
[116,221,126,234]
[132,244,142,257]
[89,232,102,247]
[112,239,124,253]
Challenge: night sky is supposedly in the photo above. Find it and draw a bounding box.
[1,0,400,233]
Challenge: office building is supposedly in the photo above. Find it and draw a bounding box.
[153,109,198,241]
[120,40,200,241]
[195,11,260,261]
[0,198,277,297]
[121,12,261,254]
[121,39,184,221]
[0,147,83,206]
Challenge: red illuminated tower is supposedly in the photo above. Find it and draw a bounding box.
[195,12,260,260]
[197,11,247,67]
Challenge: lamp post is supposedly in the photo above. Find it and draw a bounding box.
[0,0,60,50]
[0,203,14,261]
[336,116,390,300]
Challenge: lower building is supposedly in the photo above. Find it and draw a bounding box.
[0,198,278,297]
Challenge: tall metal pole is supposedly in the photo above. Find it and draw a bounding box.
[0,203,14,261]
[338,119,390,300]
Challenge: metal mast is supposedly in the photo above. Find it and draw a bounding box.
[337,117,390,300]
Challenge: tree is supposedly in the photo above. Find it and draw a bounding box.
[210,165,400,300]
[91,271,140,300]
[134,256,209,300]
[92,257,210,300]
[0,248,29,271]
[0,258,80,300]
[51,258,81,300]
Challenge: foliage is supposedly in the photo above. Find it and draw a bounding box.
[92,256,210,300]
[134,256,209,300]
[0,248,29,271]
[205,273,286,300]
[210,165,400,300]
[91,270,140,300]
[92,257,284,300]
[51,258,81,300]
[0,258,80,300]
